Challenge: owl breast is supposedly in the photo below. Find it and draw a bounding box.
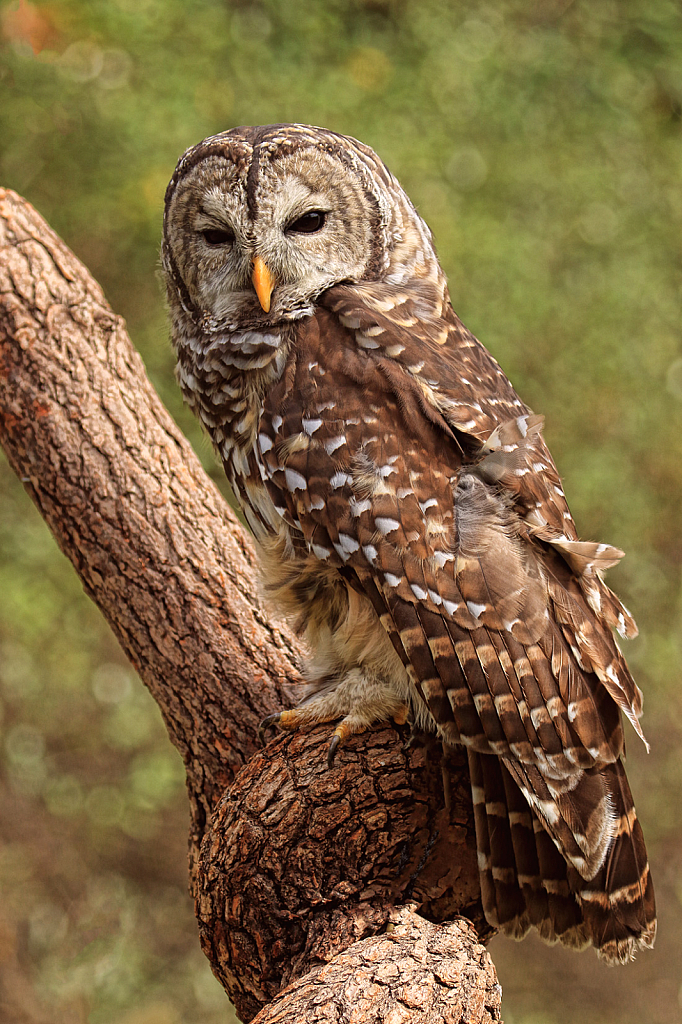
[175,327,294,541]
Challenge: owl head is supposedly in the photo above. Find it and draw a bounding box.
[162,124,439,337]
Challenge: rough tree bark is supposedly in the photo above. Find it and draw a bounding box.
[0,189,502,1023]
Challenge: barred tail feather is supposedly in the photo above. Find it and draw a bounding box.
[567,760,656,963]
[468,750,589,949]
[468,751,656,961]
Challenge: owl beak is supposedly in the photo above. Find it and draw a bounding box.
[251,256,274,313]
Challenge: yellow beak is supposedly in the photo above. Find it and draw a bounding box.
[251,256,275,313]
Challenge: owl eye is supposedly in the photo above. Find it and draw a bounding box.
[201,227,234,246]
[286,210,327,234]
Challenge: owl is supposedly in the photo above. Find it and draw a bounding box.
[162,124,655,963]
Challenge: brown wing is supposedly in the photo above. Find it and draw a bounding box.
[259,296,644,748]
[254,296,654,960]
[322,283,639,646]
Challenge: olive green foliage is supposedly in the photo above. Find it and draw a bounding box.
[1,1,682,1021]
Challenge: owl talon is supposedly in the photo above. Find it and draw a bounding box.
[258,708,308,746]
[327,734,341,768]
[258,712,282,746]
[327,720,355,768]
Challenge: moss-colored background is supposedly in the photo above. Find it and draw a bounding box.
[1,1,681,1021]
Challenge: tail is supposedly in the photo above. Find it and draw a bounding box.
[468,750,656,962]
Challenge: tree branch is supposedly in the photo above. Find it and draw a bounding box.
[250,908,501,1024]
[0,189,500,1022]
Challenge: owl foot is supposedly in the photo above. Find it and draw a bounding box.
[326,702,411,764]
[258,703,410,768]
[258,709,365,767]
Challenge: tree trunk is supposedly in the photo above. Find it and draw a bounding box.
[0,188,501,1023]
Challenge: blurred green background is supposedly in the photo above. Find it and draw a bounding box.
[1,0,682,1021]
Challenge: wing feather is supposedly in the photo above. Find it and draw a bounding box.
[256,304,643,763]
[247,290,654,960]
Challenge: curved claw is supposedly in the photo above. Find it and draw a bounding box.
[258,712,282,747]
[327,733,341,768]
[327,720,355,768]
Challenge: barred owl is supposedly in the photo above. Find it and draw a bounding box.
[162,124,655,963]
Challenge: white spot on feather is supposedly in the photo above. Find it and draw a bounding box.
[324,436,345,455]
[284,468,307,492]
[350,496,372,516]
[432,551,454,568]
[605,664,622,687]
[302,417,323,435]
[332,542,350,562]
[375,517,401,535]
